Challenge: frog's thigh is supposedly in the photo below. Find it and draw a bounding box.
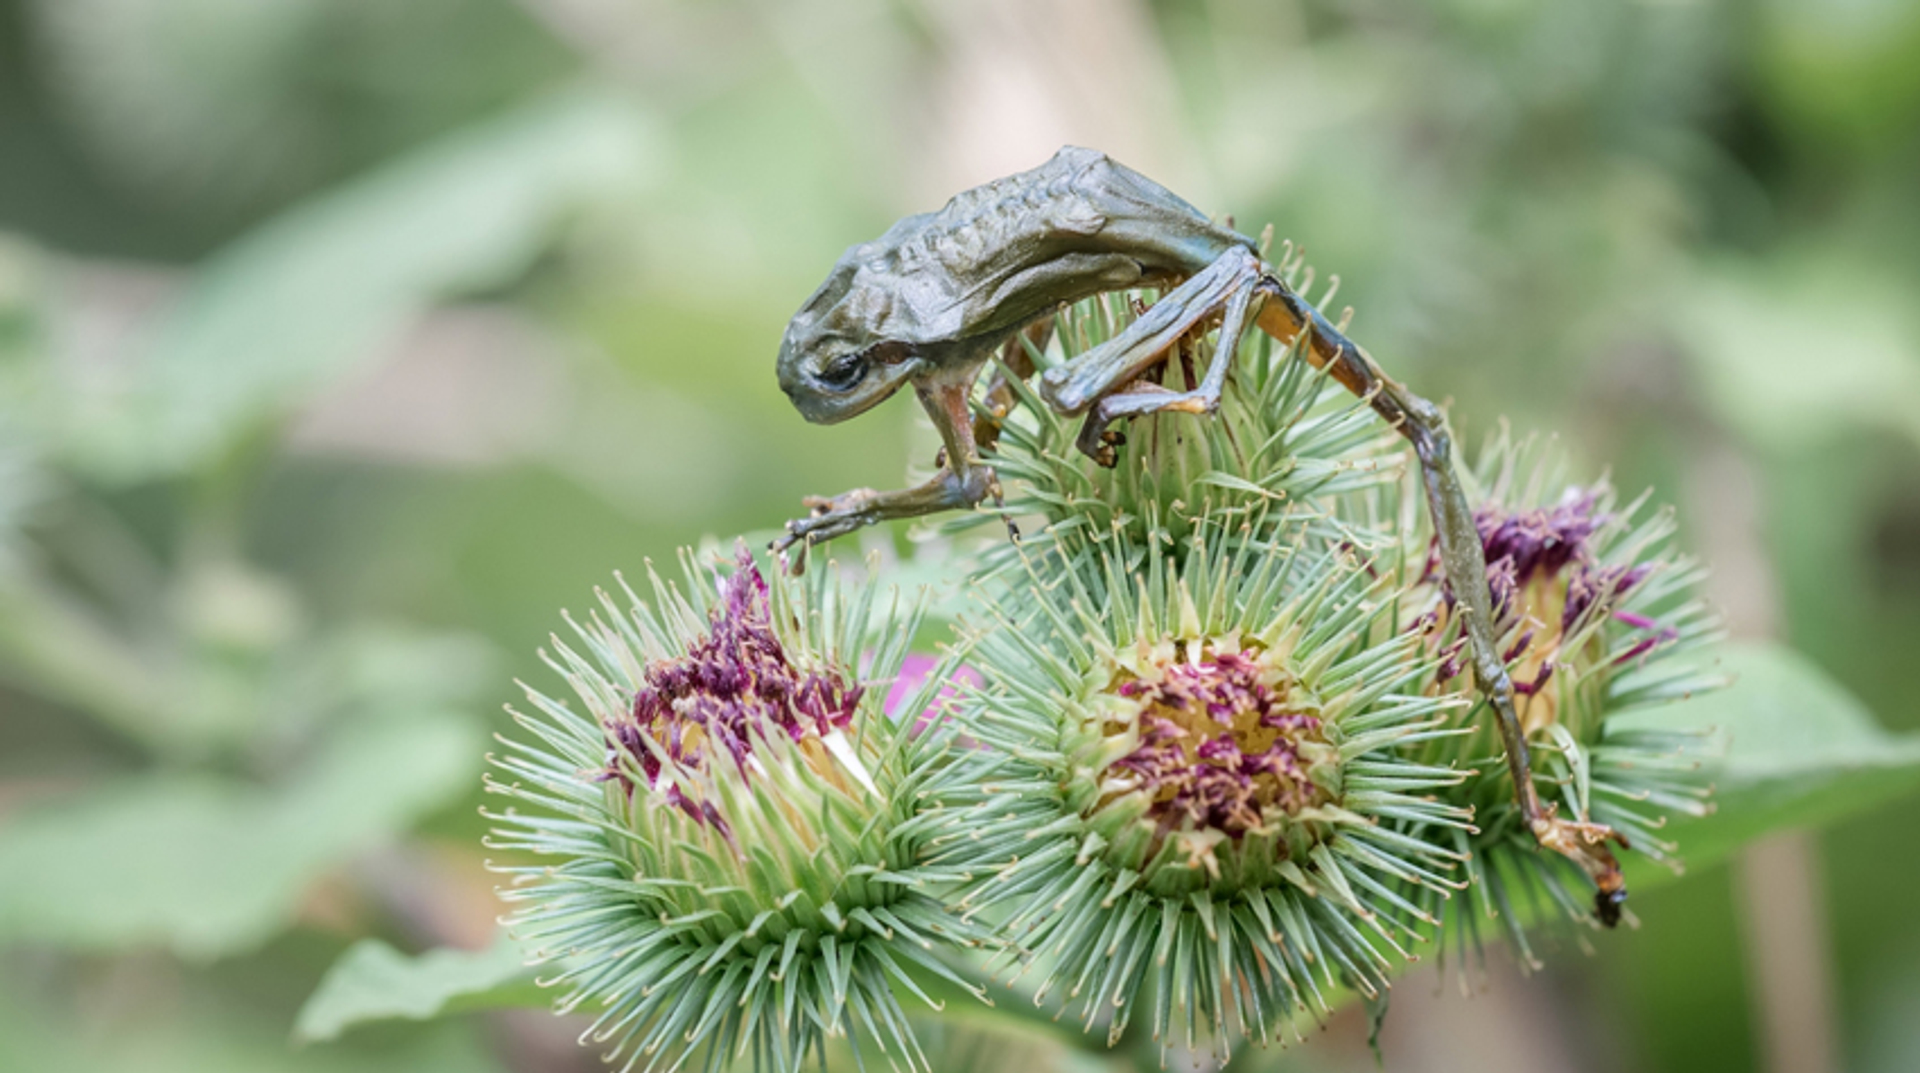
[985,251,1143,324]
[1039,245,1261,415]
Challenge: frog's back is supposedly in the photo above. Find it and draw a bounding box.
[793,147,1250,351]
[921,146,1113,246]
[881,147,1226,271]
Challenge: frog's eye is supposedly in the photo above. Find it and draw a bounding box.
[818,353,868,391]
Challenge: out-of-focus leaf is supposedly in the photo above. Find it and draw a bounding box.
[32,0,332,210]
[1616,641,1920,886]
[1752,0,1920,150]
[0,234,43,363]
[0,981,508,1073]
[0,239,48,567]
[1679,261,1920,453]
[856,1012,1115,1073]
[1859,937,1920,1073]
[812,963,1117,1072]
[0,441,45,573]
[295,935,542,1043]
[0,570,168,746]
[30,0,575,215]
[67,85,658,479]
[0,711,481,958]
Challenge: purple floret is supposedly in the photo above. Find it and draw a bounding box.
[1427,491,1676,691]
[600,547,862,824]
[1107,654,1325,838]
[1477,493,1603,589]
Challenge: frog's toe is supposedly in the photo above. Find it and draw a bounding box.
[770,531,809,574]
[782,509,864,548]
[1082,433,1123,469]
[1074,415,1122,468]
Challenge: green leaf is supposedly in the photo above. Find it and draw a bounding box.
[0,712,482,959]
[0,981,509,1073]
[295,936,544,1043]
[67,84,658,479]
[1679,259,1920,453]
[1615,640,1920,887]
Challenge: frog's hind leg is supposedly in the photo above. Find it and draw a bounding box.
[1255,278,1631,926]
[1038,240,1631,921]
[1037,244,1264,465]
[972,318,1051,454]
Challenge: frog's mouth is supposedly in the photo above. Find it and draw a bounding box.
[780,343,924,425]
[806,362,920,424]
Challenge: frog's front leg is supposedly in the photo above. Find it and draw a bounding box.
[775,363,999,570]
[779,466,997,549]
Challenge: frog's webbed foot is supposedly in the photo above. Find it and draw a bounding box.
[772,465,999,573]
[1532,810,1630,925]
[1074,420,1129,469]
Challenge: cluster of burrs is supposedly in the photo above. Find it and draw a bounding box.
[485,275,1720,1072]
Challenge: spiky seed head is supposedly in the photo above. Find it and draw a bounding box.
[930,520,1475,1060]
[485,544,983,1073]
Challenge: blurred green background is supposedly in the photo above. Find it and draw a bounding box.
[1,1,1918,1070]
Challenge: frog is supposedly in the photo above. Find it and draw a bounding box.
[773,145,1629,924]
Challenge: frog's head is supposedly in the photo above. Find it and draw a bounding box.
[777,250,927,425]
[777,330,922,425]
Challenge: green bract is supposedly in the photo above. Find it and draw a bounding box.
[484,546,982,1073]
[931,522,1474,1060]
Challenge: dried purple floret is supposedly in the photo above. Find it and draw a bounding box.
[1106,648,1329,841]
[602,547,862,820]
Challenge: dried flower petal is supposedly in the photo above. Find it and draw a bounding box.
[1105,650,1328,838]
[603,548,862,821]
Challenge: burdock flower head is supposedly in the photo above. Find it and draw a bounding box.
[486,544,982,1072]
[930,519,1475,1060]
[1400,436,1723,958]
[1430,487,1656,735]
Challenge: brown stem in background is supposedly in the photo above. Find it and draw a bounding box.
[1685,440,1839,1073]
